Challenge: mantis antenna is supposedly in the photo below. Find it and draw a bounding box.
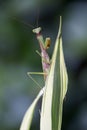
[12,17,35,29]
[36,8,40,28]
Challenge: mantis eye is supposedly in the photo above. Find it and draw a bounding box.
[45,37,51,49]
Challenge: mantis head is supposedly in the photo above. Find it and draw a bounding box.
[32,27,42,34]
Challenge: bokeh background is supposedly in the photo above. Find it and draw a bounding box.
[0,0,87,130]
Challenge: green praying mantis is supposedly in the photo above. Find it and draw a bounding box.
[20,16,68,130]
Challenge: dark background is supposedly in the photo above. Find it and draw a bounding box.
[0,0,87,130]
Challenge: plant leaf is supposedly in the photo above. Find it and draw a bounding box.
[20,87,45,130]
[40,16,68,130]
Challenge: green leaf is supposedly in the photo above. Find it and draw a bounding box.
[40,16,68,130]
[20,87,45,130]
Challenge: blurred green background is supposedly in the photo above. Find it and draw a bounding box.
[0,0,87,130]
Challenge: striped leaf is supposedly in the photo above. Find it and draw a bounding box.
[40,16,68,130]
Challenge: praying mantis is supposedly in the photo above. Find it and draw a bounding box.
[13,15,51,83]
[27,27,52,84]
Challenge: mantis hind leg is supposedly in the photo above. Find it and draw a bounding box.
[27,72,46,89]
